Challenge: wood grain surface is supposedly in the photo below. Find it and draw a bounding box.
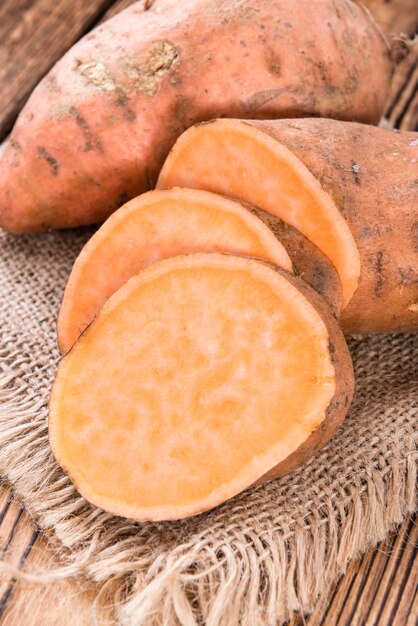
[0,0,416,624]
[0,0,128,141]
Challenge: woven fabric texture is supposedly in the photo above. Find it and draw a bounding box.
[0,229,416,625]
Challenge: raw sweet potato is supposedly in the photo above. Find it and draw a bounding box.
[0,0,393,233]
[57,188,342,354]
[158,118,418,333]
[49,253,354,521]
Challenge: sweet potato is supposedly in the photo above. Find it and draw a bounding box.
[158,118,418,333]
[58,188,342,353]
[0,0,393,233]
[49,253,354,521]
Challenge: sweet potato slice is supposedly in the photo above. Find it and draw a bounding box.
[57,189,292,353]
[0,0,393,233]
[58,188,342,354]
[158,118,418,332]
[49,253,354,521]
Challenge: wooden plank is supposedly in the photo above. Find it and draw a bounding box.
[366,517,417,626]
[0,482,113,625]
[1,545,112,626]
[285,514,417,626]
[0,0,121,142]
[102,0,137,20]
[0,489,37,609]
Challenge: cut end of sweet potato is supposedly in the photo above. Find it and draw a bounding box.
[50,253,354,521]
[157,118,361,309]
[57,188,292,354]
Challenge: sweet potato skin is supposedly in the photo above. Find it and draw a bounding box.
[246,119,418,333]
[250,206,343,318]
[0,0,392,233]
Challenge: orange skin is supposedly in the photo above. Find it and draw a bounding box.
[0,0,392,233]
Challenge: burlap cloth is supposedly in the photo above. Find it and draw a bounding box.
[0,228,416,625]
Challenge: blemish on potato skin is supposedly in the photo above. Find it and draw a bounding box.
[359,226,373,239]
[173,97,193,124]
[124,109,137,122]
[37,147,59,177]
[170,75,182,87]
[45,74,62,94]
[266,50,281,76]
[350,160,361,185]
[331,0,342,20]
[75,59,117,92]
[312,265,326,294]
[69,107,103,153]
[375,250,384,296]
[9,138,21,152]
[108,191,131,214]
[325,395,340,422]
[358,224,393,239]
[120,41,180,97]
[113,92,137,122]
[243,88,288,112]
[118,192,130,205]
[398,267,417,286]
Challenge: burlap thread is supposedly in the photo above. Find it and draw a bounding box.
[0,229,416,625]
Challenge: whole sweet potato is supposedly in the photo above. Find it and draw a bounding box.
[0,0,392,233]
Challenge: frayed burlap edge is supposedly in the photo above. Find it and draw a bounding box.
[0,344,416,626]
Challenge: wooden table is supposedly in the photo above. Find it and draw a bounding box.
[0,2,417,624]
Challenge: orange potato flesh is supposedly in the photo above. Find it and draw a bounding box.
[50,253,353,521]
[58,188,292,354]
[157,119,360,308]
